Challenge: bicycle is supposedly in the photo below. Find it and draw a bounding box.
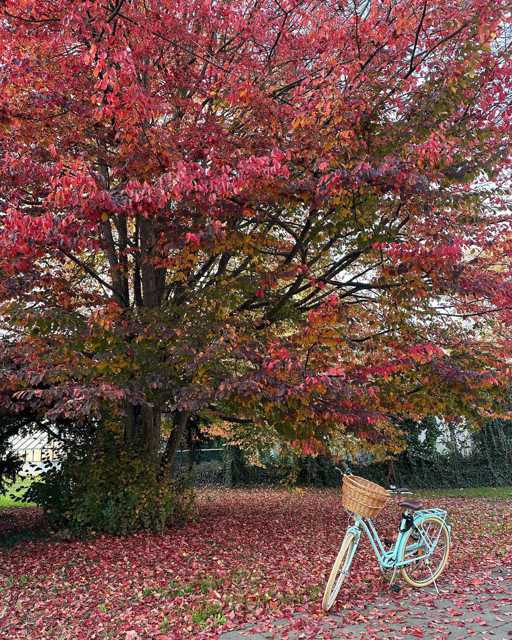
[322,468,451,612]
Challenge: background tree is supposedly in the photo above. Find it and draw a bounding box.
[0,0,511,530]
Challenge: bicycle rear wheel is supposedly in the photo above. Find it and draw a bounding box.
[399,516,450,587]
[322,531,358,611]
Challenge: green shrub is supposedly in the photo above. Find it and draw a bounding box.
[26,432,194,535]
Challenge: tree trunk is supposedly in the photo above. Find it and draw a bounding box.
[139,216,166,308]
[160,411,189,479]
[223,445,235,487]
[223,445,244,487]
[124,403,162,463]
[141,404,161,459]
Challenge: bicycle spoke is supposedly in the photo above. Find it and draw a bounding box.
[402,517,449,585]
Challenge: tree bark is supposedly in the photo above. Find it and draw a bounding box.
[139,216,166,308]
[159,410,189,479]
[124,402,140,446]
[124,403,162,463]
[141,404,161,459]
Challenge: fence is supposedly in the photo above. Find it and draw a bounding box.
[12,418,510,489]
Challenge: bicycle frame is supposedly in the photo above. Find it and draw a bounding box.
[344,508,450,572]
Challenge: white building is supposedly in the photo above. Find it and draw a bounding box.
[9,432,60,474]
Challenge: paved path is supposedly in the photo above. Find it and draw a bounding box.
[221,568,512,639]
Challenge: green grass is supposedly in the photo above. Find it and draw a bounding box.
[418,486,512,499]
[0,477,35,508]
[191,603,226,628]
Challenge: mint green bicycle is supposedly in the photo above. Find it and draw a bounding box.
[322,469,451,611]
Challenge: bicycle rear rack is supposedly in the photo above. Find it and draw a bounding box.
[414,508,448,521]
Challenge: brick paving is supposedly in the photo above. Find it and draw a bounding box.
[221,568,512,639]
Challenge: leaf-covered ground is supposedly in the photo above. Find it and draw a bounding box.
[0,489,510,639]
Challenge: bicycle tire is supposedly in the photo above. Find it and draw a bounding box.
[399,516,450,587]
[322,531,357,611]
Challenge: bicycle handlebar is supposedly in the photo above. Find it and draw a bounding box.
[334,467,412,495]
[335,462,352,476]
[389,485,413,495]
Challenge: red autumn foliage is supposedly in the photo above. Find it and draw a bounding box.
[0,0,511,459]
[0,489,510,639]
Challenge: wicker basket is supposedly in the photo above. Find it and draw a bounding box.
[342,475,390,519]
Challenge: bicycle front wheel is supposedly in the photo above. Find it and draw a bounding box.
[322,531,358,611]
[399,516,450,587]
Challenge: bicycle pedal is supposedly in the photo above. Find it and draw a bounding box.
[391,584,401,593]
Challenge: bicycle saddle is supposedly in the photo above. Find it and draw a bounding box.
[400,500,424,511]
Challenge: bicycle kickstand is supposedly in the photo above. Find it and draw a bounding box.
[425,560,440,597]
[388,566,401,592]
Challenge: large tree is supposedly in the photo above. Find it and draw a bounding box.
[0,0,511,491]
